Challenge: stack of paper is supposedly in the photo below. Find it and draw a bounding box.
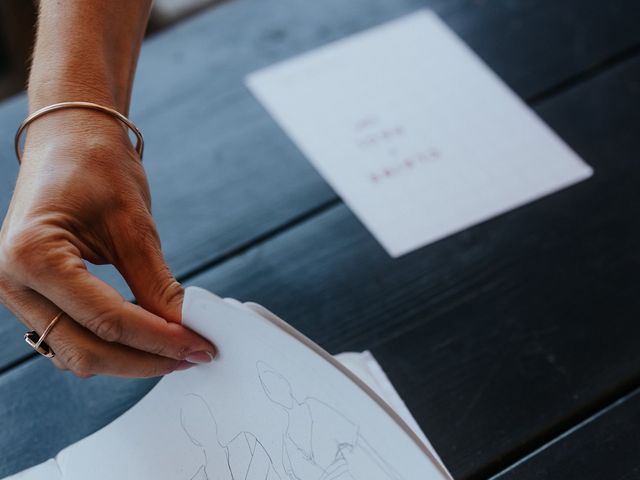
[8,287,451,480]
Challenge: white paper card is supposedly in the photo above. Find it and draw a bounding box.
[246,10,593,257]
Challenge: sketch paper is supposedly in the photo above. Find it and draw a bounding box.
[246,10,593,257]
[335,351,449,474]
[5,287,448,480]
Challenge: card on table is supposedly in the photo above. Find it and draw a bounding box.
[246,10,593,257]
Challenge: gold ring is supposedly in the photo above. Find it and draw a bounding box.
[24,311,64,358]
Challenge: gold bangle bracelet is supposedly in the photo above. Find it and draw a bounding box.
[14,101,144,163]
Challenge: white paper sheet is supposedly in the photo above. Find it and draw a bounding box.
[6,288,449,480]
[246,10,593,257]
[335,351,450,477]
[10,351,440,480]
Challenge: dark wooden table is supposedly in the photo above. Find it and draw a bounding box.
[1,0,639,478]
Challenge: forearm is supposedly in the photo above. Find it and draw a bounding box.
[0,1,217,379]
[29,0,153,114]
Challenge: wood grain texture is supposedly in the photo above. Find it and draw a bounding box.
[0,358,159,477]
[0,53,638,477]
[493,387,640,480]
[1,0,639,370]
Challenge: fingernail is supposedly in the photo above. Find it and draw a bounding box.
[174,361,195,371]
[186,351,214,364]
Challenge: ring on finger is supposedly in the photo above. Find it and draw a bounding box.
[24,310,64,358]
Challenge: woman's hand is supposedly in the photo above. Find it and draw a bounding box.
[0,110,216,378]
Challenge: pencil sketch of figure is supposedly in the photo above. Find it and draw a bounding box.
[180,393,281,480]
[257,362,403,480]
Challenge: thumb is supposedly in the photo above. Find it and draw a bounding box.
[117,241,184,324]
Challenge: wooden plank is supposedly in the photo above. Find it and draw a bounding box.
[493,387,640,480]
[1,55,639,477]
[0,358,158,478]
[1,0,639,370]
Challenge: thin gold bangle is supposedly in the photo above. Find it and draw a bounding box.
[14,101,144,163]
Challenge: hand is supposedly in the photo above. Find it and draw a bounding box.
[0,109,216,377]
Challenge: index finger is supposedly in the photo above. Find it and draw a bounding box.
[25,258,216,361]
